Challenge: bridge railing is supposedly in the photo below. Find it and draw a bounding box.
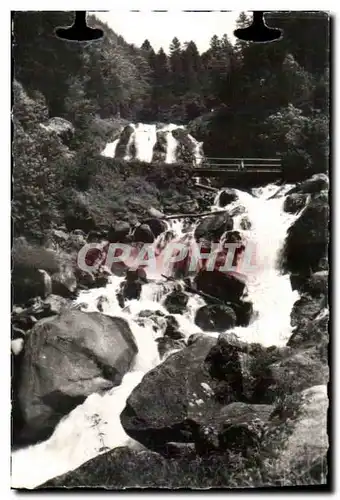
[203,157,282,172]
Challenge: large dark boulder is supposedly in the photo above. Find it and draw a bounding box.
[121,335,231,451]
[282,191,329,274]
[163,289,189,314]
[194,212,233,242]
[195,269,246,302]
[195,304,237,332]
[16,311,138,444]
[143,218,167,238]
[107,221,131,243]
[133,224,155,243]
[283,193,308,214]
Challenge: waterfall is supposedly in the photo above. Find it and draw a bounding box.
[11,183,302,489]
[130,123,156,163]
[101,138,119,158]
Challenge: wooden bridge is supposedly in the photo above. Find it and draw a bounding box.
[193,157,283,183]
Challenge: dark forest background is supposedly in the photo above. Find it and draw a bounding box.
[12,11,329,242]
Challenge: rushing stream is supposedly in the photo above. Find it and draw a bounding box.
[11,182,302,489]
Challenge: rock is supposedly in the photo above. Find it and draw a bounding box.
[261,350,329,403]
[217,402,273,452]
[97,295,109,312]
[17,311,138,444]
[262,385,328,484]
[51,266,77,298]
[12,267,52,305]
[178,199,200,214]
[232,300,254,327]
[11,338,25,356]
[143,218,167,238]
[40,117,74,143]
[164,442,196,458]
[195,304,237,332]
[195,402,273,455]
[240,216,252,230]
[218,189,238,207]
[156,337,187,359]
[133,224,155,243]
[291,174,329,195]
[163,289,189,314]
[282,191,329,274]
[43,294,70,316]
[195,270,246,302]
[164,315,185,340]
[12,326,26,340]
[120,281,142,301]
[288,307,329,351]
[195,212,233,242]
[107,221,131,243]
[40,446,236,489]
[302,270,328,297]
[51,229,69,242]
[121,335,231,450]
[147,207,165,219]
[283,193,308,214]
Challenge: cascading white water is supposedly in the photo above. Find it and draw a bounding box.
[100,122,204,166]
[11,184,303,489]
[101,138,119,158]
[133,123,157,163]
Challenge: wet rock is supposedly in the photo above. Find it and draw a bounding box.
[194,212,233,242]
[195,269,246,302]
[156,337,187,359]
[97,295,109,312]
[107,221,131,243]
[164,315,185,340]
[232,300,254,327]
[195,304,237,332]
[240,216,252,230]
[17,311,138,444]
[115,125,135,158]
[143,218,167,238]
[133,224,155,243]
[282,191,329,274]
[218,189,238,207]
[163,289,189,314]
[283,193,308,214]
[262,385,328,483]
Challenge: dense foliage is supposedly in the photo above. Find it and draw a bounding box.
[12,11,329,242]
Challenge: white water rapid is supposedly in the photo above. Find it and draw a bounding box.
[11,183,303,489]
